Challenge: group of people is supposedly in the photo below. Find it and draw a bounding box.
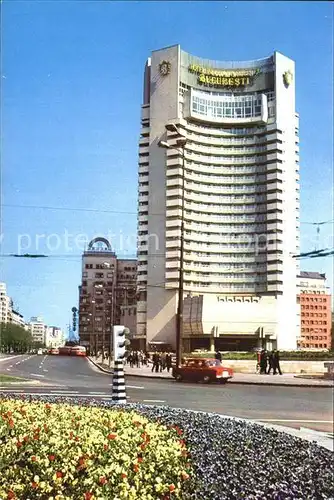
[125,350,149,368]
[150,352,173,373]
[124,350,173,373]
[257,349,282,375]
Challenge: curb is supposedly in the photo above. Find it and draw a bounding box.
[87,357,114,375]
[87,358,334,388]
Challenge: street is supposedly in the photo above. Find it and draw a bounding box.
[0,354,333,434]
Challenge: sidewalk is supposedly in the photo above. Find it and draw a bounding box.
[88,357,334,388]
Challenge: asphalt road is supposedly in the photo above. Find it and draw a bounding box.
[0,354,333,434]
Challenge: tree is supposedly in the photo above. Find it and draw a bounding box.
[0,323,34,354]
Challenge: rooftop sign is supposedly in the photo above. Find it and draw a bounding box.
[188,64,261,88]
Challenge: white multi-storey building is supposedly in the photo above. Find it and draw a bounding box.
[28,317,46,344]
[137,45,300,352]
[0,283,11,324]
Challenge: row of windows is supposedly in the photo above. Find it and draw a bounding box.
[83,271,114,278]
[300,336,328,340]
[301,320,328,326]
[302,311,328,316]
[187,122,267,136]
[192,93,262,120]
[299,343,328,348]
[301,305,328,310]
[301,328,329,333]
[301,297,327,303]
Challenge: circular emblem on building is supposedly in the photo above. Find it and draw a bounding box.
[159,60,171,76]
[283,70,293,87]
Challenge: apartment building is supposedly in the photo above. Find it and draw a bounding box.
[78,237,137,352]
[297,272,332,350]
[0,283,11,324]
[28,317,46,344]
[137,45,300,351]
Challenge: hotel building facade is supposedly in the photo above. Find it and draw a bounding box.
[137,45,300,352]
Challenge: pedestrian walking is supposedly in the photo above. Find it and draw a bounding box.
[215,350,222,362]
[165,352,172,372]
[256,350,261,373]
[259,350,268,374]
[272,350,282,375]
[267,351,275,374]
[160,352,166,372]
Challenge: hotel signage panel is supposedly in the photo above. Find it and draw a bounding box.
[189,64,261,88]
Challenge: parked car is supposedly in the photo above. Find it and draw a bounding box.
[37,348,43,355]
[172,358,233,384]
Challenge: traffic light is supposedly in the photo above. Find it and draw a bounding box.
[113,326,131,361]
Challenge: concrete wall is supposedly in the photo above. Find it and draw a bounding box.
[274,51,300,350]
[146,45,180,346]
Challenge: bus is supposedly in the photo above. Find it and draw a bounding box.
[70,345,87,357]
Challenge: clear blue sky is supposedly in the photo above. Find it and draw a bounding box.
[1,1,333,332]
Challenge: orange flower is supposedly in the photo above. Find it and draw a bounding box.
[133,464,139,473]
[107,433,117,440]
[7,490,15,499]
[103,444,108,451]
[84,492,93,500]
[99,477,107,485]
[56,471,63,478]
[45,404,51,410]
[31,456,37,462]
[8,419,14,429]
[181,472,189,480]
[31,482,38,489]
[16,441,22,448]
[23,436,29,442]
[48,455,55,461]
[137,457,143,463]
[121,473,127,479]
[169,484,176,492]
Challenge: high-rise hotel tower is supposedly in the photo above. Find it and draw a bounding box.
[137,45,300,352]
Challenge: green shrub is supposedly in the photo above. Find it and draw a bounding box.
[0,400,191,499]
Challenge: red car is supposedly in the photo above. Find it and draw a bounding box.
[172,358,233,384]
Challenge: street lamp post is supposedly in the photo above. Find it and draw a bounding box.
[159,125,187,368]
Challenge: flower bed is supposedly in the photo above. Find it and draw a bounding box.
[1,395,334,500]
[0,399,190,499]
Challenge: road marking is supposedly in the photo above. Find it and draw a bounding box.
[108,384,144,389]
[6,368,11,371]
[30,373,45,378]
[50,390,79,394]
[143,399,166,403]
[15,362,21,365]
[0,392,112,398]
[43,369,48,372]
[89,392,108,395]
[259,419,333,423]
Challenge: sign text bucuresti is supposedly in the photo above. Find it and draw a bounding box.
[188,64,261,88]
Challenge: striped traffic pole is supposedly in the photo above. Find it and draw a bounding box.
[111,359,127,403]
